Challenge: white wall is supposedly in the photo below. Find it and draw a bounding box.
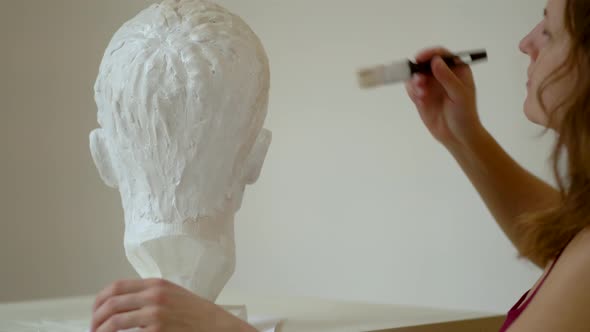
[1,0,551,313]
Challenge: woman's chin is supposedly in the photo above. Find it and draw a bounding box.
[523,99,546,126]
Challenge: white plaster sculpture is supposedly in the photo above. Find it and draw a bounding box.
[90,0,271,302]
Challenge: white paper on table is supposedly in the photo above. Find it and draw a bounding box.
[223,304,283,331]
[0,316,283,332]
[249,316,284,332]
[0,320,89,332]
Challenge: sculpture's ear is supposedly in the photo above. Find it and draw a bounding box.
[89,129,118,188]
[243,128,272,185]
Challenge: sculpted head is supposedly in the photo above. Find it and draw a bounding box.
[90,0,271,301]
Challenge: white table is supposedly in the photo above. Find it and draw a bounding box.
[0,289,505,332]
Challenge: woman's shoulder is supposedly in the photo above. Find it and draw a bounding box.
[563,226,590,260]
[548,226,590,288]
[508,226,590,331]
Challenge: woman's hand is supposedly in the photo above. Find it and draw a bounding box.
[91,278,257,332]
[405,47,483,150]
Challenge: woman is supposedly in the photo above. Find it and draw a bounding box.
[90,0,590,331]
[407,0,590,330]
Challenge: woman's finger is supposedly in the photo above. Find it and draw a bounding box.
[92,293,146,332]
[93,280,149,312]
[405,80,423,106]
[95,310,145,332]
[431,56,466,103]
[414,46,454,63]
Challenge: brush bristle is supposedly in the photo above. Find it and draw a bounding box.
[357,61,411,89]
[357,66,385,89]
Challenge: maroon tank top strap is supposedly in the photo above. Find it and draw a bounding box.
[500,241,574,332]
[518,246,567,309]
[508,290,530,312]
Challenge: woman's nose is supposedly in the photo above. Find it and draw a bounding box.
[519,22,542,60]
[519,35,530,55]
[520,32,535,57]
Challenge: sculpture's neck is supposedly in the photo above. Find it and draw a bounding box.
[124,211,236,239]
[124,212,238,302]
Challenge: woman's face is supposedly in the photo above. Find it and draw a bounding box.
[520,0,573,130]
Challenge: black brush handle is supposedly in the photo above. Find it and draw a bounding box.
[409,57,457,75]
[409,50,488,75]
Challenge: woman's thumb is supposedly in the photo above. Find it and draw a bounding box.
[431,56,466,103]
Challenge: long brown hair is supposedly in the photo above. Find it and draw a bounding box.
[516,0,590,266]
